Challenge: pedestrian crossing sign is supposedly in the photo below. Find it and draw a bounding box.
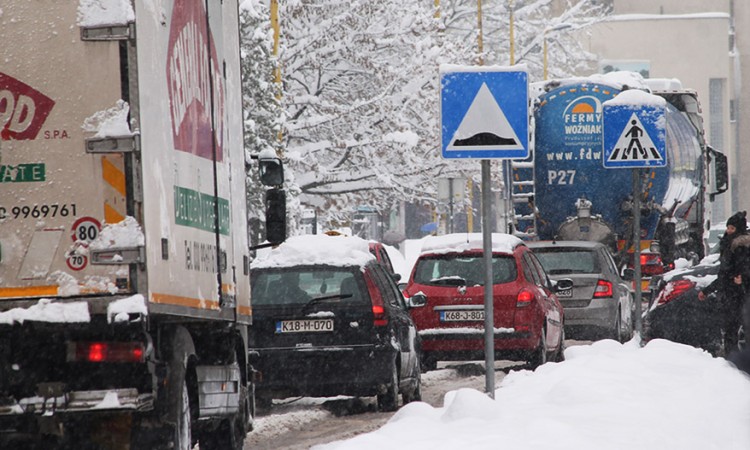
[440,66,529,159]
[603,104,666,168]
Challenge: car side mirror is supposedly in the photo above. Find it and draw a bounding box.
[555,278,574,292]
[621,268,635,281]
[407,293,427,308]
[391,273,402,283]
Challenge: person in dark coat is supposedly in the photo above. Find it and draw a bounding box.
[698,211,750,355]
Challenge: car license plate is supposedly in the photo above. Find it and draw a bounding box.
[440,310,484,322]
[276,319,334,333]
[557,289,573,298]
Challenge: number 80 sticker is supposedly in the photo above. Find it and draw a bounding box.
[71,217,102,244]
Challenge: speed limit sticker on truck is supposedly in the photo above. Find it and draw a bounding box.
[71,217,101,244]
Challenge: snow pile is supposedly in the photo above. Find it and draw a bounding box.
[419,233,523,255]
[82,100,134,139]
[77,0,134,27]
[251,235,375,270]
[107,294,148,323]
[317,339,750,450]
[604,88,666,107]
[0,299,90,325]
[89,216,145,250]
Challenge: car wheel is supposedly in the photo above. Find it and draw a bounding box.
[526,327,548,370]
[554,328,566,362]
[402,363,422,404]
[612,311,624,342]
[420,354,437,373]
[377,359,400,412]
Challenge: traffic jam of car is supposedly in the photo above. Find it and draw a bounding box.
[246,229,731,413]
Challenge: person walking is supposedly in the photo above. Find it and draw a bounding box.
[698,211,750,355]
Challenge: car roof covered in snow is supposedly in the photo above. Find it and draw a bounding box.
[419,233,524,256]
[250,234,376,270]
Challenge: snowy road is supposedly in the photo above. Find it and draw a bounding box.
[242,359,528,450]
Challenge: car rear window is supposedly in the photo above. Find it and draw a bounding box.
[533,249,600,274]
[251,267,367,307]
[413,254,516,286]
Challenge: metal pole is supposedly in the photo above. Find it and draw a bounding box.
[633,169,643,335]
[482,160,495,398]
[449,178,454,234]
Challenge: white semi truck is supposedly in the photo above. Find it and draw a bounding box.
[0,1,283,448]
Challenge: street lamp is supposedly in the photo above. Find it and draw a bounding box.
[543,23,572,80]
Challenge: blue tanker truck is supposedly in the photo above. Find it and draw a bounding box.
[512,75,728,278]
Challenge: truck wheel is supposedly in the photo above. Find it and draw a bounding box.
[377,359,399,412]
[173,380,192,450]
[199,352,248,450]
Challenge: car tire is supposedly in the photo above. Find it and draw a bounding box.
[526,327,548,370]
[420,354,437,373]
[402,366,422,404]
[612,311,624,343]
[554,329,566,362]
[377,359,400,412]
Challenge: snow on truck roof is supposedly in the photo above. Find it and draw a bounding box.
[250,234,375,270]
[419,233,523,255]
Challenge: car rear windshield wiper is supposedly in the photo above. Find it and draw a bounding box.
[428,277,467,286]
[301,293,353,312]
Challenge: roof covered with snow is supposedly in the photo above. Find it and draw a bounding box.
[419,233,524,255]
[250,234,376,270]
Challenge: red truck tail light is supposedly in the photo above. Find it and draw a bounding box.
[657,279,695,306]
[68,342,146,363]
[364,273,388,326]
[516,289,534,307]
[593,280,613,298]
[640,253,665,276]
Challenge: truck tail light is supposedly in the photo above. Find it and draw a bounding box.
[640,253,665,276]
[68,342,146,363]
[516,289,534,307]
[364,273,388,326]
[593,280,613,298]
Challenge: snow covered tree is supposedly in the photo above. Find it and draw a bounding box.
[240,0,287,245]
[240,0,610,233]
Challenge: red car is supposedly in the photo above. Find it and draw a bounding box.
[402,233,570,371]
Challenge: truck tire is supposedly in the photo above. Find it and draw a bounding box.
[199,384,248,450]
[174,381,192,450]
[377,359,399,412]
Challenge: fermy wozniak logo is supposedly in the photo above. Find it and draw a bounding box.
[166,0,225,161]
[0,72,55,140]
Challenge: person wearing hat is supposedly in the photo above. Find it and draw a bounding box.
[698,211,750,355]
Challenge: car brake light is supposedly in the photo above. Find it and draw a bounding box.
[593,280,613,298]
[657,279,695,306]
[516,289,534,307]
[364,273,388,326]
[69,342,146,363]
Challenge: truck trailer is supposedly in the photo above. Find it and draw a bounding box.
[512,74,728,278]
[0,1,282,448]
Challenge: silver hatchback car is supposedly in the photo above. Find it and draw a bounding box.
[527,241,635,342]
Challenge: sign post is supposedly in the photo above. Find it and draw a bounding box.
[602,90,667,336]
[440,65,529,397]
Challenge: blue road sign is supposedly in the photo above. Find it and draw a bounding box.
[440,68,529,159]
[603,104,666,168]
